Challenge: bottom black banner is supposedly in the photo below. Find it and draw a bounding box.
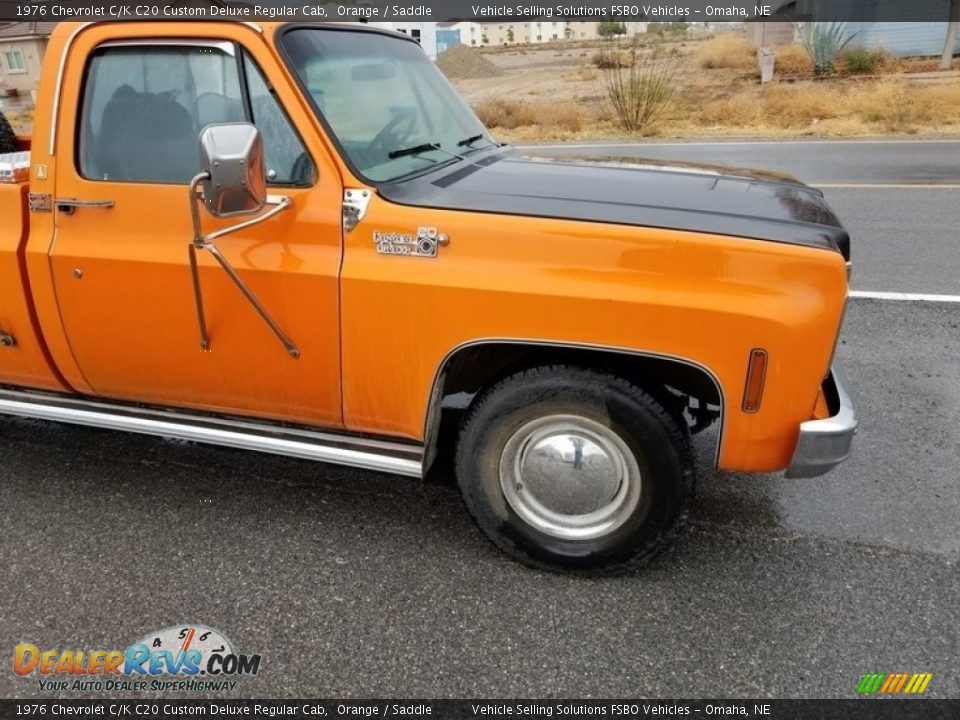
[0,700,958,720]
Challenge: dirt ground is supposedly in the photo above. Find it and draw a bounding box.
[452,46,616,107]
[445,36,960,142]
[6,34,959,142]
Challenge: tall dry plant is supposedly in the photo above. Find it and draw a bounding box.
[598,43,685,133]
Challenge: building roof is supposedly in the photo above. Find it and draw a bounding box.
[0,22,59,40]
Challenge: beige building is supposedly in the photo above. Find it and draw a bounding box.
[454,21,608,47]
[565,22,601,41]
[625,22,650,35]
[0,22,57,100]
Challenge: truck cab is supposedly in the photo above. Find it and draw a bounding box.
[0,22,855,573]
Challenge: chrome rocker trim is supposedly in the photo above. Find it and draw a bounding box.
[0,389,422,478]
[785,365,857,479]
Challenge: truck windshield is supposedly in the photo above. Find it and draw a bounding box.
[280,28,492,183]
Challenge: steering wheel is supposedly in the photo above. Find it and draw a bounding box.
[367,108,418,161]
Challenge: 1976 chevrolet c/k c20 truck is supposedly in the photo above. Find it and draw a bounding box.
[0,22,856,572]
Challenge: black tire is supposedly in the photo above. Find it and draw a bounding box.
[456,366,694,574]
[0,110,16,154]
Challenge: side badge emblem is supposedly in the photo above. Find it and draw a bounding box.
[28,193,52,213]
[374,227,450,258]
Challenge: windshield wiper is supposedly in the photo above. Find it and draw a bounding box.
[388,142,464,161]
[457,134,498,149]
[388,143,437,159]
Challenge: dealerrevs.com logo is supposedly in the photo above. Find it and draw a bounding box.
[14,624,261,693]
[856,672,934,695]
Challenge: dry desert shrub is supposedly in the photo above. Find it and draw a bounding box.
[850,80,960,131]
[849,80,911,127]
[913,83,960,119]
[760,84,839,127]
[592,50,634,69]
[698,94,760,126]
[536,102,584,132]
[599,44,685,132]
[694,34,756,70]
[692,79,960,134]
[473,99,535,128]
[474,99,583,133]
[697,83,840,129]
[896,56,951,74]
[774,44,813,76]
[566,67,597,82]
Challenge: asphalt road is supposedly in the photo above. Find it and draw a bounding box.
[523,139,960,295]
[1,140,959,700]
[524,139,960,185]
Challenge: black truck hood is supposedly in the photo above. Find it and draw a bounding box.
[377,149,850,259]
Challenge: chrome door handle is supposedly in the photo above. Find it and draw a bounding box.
[55,198,115,214]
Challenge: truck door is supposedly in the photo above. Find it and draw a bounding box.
[48,29,344,428]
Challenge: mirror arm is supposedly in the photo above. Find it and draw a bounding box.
[189,172,209,248]
[187,242,210,351]
[201,243,300,359]
[188,173,212,351]
[204,195,292,244]
[187,175,299,359]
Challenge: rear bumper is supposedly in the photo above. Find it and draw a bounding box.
[785,365,857,479]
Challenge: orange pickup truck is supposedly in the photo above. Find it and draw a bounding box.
[0,21,855,573]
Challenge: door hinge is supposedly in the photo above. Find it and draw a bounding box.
[343,189,372,232]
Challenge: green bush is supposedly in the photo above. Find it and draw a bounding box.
[841,47,884,74]
[0,110,17,154]
[598,21,626,38]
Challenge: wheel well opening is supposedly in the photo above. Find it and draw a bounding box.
[423,342,724,482]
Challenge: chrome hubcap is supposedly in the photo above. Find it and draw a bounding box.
[499,415,642,541]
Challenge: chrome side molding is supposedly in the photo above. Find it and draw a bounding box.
[0,389,422,478]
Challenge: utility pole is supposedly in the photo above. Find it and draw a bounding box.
[940,0,960,70]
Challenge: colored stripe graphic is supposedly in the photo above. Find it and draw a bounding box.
[879,674,898,693]
[909,673,933,694]
[857,673,885,694]
[857,673,933,695]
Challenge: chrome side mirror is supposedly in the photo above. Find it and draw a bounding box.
[187,124,296,358]
[198,123,266,217]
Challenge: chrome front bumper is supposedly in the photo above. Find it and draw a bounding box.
[785,366,858,479]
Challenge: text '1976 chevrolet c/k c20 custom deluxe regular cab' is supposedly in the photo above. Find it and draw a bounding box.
[0,21,856,573]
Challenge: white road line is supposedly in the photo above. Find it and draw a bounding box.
[850,290,960,303]
[818,183,960,189]
[523,139,960,149]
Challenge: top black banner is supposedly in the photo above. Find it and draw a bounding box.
[0,0,958,23]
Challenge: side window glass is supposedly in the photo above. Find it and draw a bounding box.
[79,44,243,183]
[242,53,315,186]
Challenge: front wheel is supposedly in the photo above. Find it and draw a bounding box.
[456,366,694,574]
